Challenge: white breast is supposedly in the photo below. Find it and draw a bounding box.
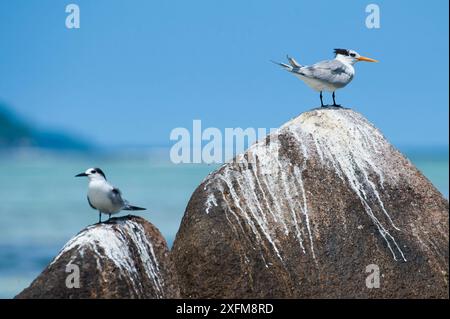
[87,181,121,214]
[295,74,338,92]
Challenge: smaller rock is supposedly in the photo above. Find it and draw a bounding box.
[16,215,179,299]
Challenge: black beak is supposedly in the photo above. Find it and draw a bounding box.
[75,173,88,177]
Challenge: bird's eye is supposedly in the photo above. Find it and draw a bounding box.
[90,170,96,174]
[350,53,356,57]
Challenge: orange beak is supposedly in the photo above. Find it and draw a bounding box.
[357,56,379,62]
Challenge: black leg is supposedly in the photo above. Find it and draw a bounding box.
[108,213,111,221]
[332,91,341,107]
[320,91,324,107]
[98,211,102,223]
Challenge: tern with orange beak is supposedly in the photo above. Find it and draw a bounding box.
[272,49,378,107]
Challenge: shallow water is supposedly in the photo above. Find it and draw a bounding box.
[0,148,447,298]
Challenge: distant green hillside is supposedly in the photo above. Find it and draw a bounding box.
[0,103,90,150]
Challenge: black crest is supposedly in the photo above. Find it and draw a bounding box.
[334,48,350,56]
[93,167,107,180]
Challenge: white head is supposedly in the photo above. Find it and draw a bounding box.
[334,48,378,65]
[75,167,107,181]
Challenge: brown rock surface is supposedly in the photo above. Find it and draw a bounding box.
[172,107,449,298]
[16,215,180,299]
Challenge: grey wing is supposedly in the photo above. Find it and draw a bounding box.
[296,60,353,85]
[109,187,126,208]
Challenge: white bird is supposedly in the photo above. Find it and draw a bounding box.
[272,48,378,107]
[75,167,146,223]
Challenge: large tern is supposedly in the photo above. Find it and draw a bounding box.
[75,167,146,223]
[273,49,378,107]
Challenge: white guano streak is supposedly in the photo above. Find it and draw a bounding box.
[203,109,406,264]
[204,132,315,265]
[293,109,406,261]
[51,220,165,297]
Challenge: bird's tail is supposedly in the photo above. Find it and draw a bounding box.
[123,204,146,211]
[271,55,302,72]
[270,60,292,71]
[286,55,302,68]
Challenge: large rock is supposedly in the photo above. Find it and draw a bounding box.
[172,107,449,298]
[16,215,180,298]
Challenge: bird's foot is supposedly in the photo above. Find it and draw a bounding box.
[332,104,343,108]
[104,214,116,224]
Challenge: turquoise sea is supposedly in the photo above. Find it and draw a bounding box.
[0,147,448,298]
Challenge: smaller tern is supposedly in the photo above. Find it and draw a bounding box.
[272,48,378,107]
[75,167,146,223]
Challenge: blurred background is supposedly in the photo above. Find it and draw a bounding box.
[0,0,448,298]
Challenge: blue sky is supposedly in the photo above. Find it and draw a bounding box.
[0,0,448,148]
